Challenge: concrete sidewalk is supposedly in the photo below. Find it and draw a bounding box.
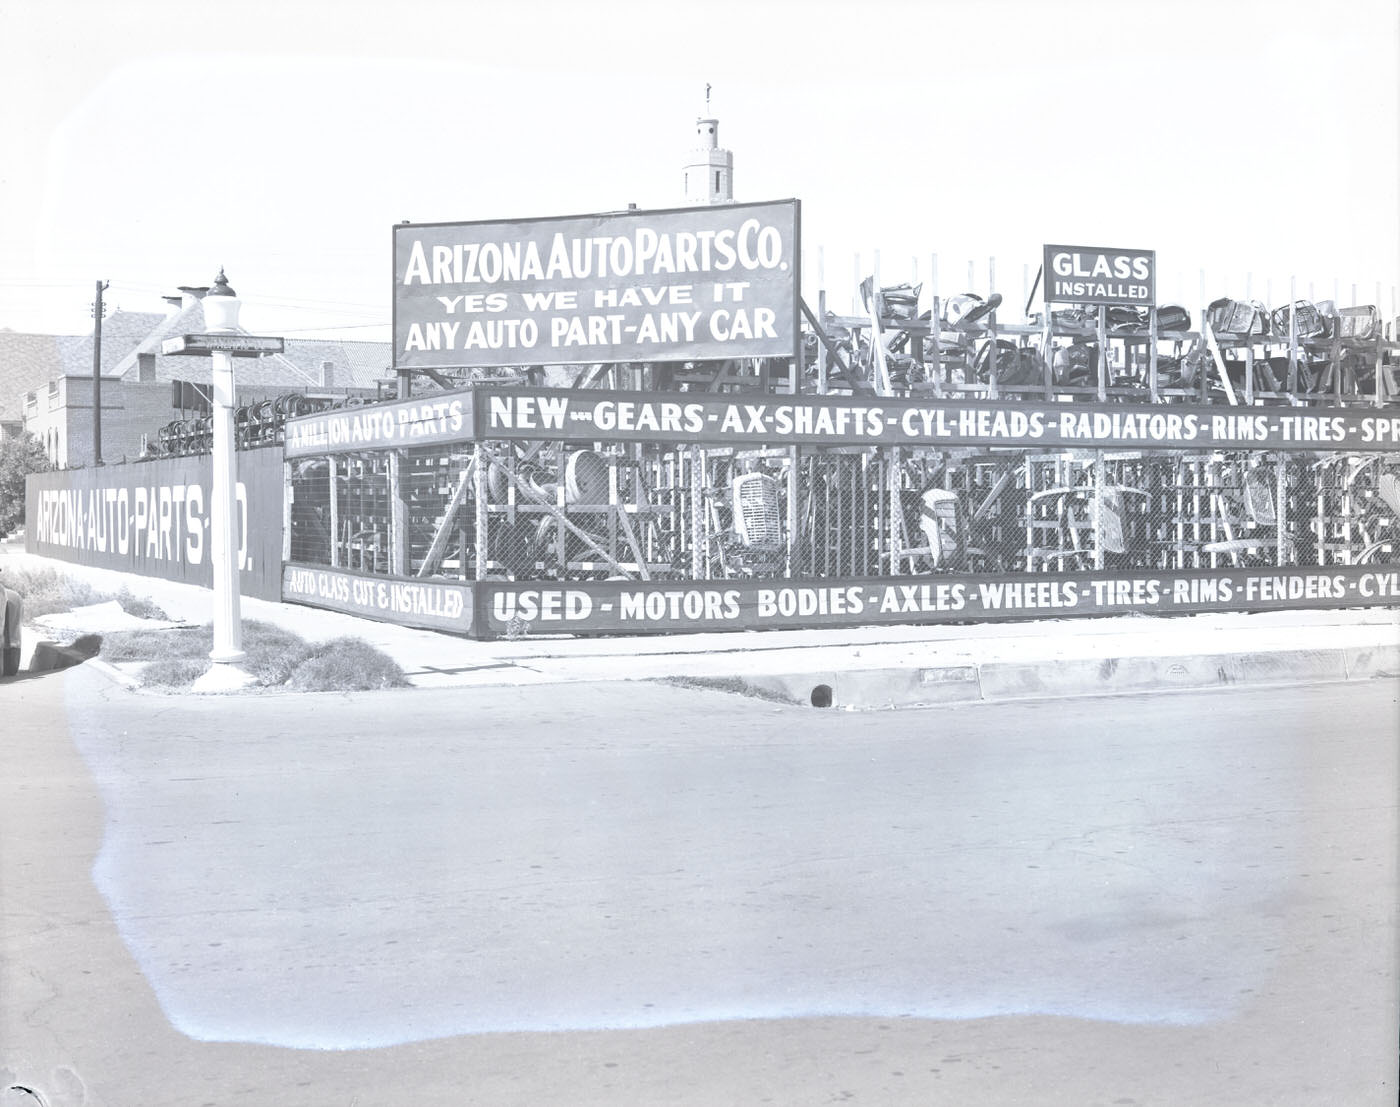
[4,545,1397,705]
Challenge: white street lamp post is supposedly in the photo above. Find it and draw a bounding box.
[161,270,284,694]
[201,270,249,681]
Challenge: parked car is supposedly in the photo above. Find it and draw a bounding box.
[2,574,21,677]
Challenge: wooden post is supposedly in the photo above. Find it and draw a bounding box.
[888,449,902,575]
[787,446,800,577]
[1096,305,1108,402]
[816,245,827,393]
[1093,450,1105,571]
[870,249,888,394]
[555,449,566,573]
[690,446,704,579]
[473,443,487,580]
[281,461,293,565]
[1148,304,1159,404]
[1287,275,1299,394]
[930,253,942,396]
[1244,272,1255,404]
[987,255,998,395]
[1200,269,1211,403]
[388,449,408,576]
[328,456,340,569]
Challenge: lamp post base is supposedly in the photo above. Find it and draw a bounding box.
[192,661,258,695]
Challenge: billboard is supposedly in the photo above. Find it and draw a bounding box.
[285,392,474,458]
[1043,244,1155,306]
[283,564,473,634]
[24,448,284,601]
[279,387,1400,455]
[393,200,800,370]
[476,388,1400,453]
[477,565,1400,637]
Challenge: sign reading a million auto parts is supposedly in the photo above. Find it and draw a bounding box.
[393,200,799,370]
[1043,244,1155,306]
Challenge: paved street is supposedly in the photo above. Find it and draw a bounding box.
[1,665,1396,1105]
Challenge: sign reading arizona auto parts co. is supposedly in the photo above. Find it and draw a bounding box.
[1043,244,1155,306]
[394,200,799,370]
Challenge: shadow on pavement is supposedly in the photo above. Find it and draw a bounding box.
[6,633,104,682]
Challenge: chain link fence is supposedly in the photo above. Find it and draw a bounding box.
[286,441,1400,583]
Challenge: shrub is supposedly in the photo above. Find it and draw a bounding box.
[0,565,102,618]
[140,657,211,689]
[103,621,408,693]
[0,432,53,539]
[240,621,316,685]
[286,637,409,692]
[102,626,210,662]
[114,588,169,621]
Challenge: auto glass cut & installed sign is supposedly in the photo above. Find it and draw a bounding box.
[283,565,472,633]
[393,200,799,369]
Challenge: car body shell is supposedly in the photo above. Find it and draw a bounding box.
[2,581,21,677]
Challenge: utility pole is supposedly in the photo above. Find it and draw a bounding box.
[91,279,109,465]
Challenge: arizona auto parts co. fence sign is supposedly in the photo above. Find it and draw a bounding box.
[24,449,284,601]
[393,200,799,369]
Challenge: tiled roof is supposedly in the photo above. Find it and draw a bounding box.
[279,337,394,390]
[105,303,387,392]
[1,307,393,421]
[0,310,161,418]
[0,332,64,418]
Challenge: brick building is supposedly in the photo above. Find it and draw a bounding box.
[0,309,162,450]
[2,285,391,466]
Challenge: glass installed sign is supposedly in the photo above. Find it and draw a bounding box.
[1043,244,1155,306]
[393,200,799,370]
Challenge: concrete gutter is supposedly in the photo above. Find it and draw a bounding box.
[741,641,1400,710]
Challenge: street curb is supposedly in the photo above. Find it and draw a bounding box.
[739,644,1400,709]
[84,657,142,690]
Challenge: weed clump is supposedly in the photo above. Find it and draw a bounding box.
[115,588,169,621]
[286,637,410,692]
[104,622,408,693]
[141,657,212,689]
[0,565,102,618]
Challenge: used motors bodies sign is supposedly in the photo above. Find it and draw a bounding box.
[393,200,799,370]
[1044,244,1155,306]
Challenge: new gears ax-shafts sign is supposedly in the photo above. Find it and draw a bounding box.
[394,200,799,370]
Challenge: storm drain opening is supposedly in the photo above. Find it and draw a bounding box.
[810,684,833,708]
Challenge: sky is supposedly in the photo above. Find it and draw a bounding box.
[1,0,1397,342]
